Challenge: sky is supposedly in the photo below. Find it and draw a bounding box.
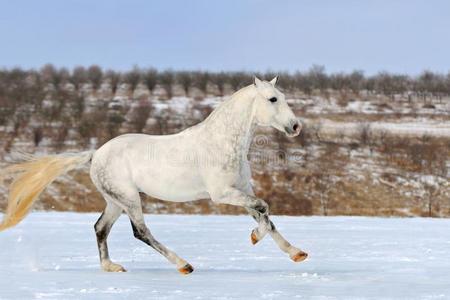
[0,0,449,75]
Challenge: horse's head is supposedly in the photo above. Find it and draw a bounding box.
[253,76,301,137]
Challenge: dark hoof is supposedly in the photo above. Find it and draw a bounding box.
[290,251,308,262]
[178,264,194,274]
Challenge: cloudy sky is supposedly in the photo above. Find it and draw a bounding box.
[1,0,449,75]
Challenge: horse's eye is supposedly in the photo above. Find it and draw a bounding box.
[269,97,277,103]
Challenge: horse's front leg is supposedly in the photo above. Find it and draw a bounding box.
[245,207,271,244]
[243,186,308,262]
[268,222,308,262]
[210,187,272,236]
[242,185,271,243]
[211,187,307,262]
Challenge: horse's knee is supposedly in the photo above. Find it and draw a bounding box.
[130,221,151,242]
[253,200,269,215]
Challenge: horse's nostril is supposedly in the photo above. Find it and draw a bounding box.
[293,124,299,131]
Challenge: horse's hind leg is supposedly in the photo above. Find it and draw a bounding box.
[126,204,194,274]
[90,160,192,274]
[94,201,125,272]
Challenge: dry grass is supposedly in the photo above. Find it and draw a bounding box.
[0,81,448,217]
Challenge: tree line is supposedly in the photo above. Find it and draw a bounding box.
[1,64,450,100]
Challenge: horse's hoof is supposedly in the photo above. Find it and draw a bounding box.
[178,264,194,274]
[290,251,308,262]
[102,263,127,272]
[251,232,259,245]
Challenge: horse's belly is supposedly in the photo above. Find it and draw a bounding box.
[143,185,209,202]
[135,167,209,202]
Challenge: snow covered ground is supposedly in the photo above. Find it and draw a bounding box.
[1,213,450,299]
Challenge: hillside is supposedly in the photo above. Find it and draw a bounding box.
[0,67,449,217]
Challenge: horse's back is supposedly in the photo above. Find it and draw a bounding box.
[91,132,210,202]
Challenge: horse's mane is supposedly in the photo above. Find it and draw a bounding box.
[203,84,254,123]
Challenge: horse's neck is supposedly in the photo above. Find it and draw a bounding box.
[202,86,257,155]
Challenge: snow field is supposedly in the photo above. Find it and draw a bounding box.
[1,213,450,299]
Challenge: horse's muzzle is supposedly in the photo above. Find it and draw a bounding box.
[284,121,302,137]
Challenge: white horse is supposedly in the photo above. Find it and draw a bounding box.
[0,76,307,274]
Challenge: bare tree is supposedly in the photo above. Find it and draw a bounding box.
[229,71,250,91]
[87,65,103,91]
[41,65,69,90]
[210,72,227,96]
[70,66,87,91]
[41,63,56,88]
[329,72,349,91]
[374,71,394,97]
[308,65,328,91]
[365,76,377,94]
[391,74,409,97]
[277,72,294,92]
[105,70,121,95]
[143,68,158,94]
[349,70,364,93]
[294,71,312,95]
[417,71,436,103]
[176,71,193,96]
[124,66,141,95]
[160,70,175,99]
[193,71,210,96]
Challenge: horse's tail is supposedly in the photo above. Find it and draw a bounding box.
[0,150,95,231]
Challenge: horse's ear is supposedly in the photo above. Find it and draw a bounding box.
[254,76,263,88]
[270,76,279,86]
